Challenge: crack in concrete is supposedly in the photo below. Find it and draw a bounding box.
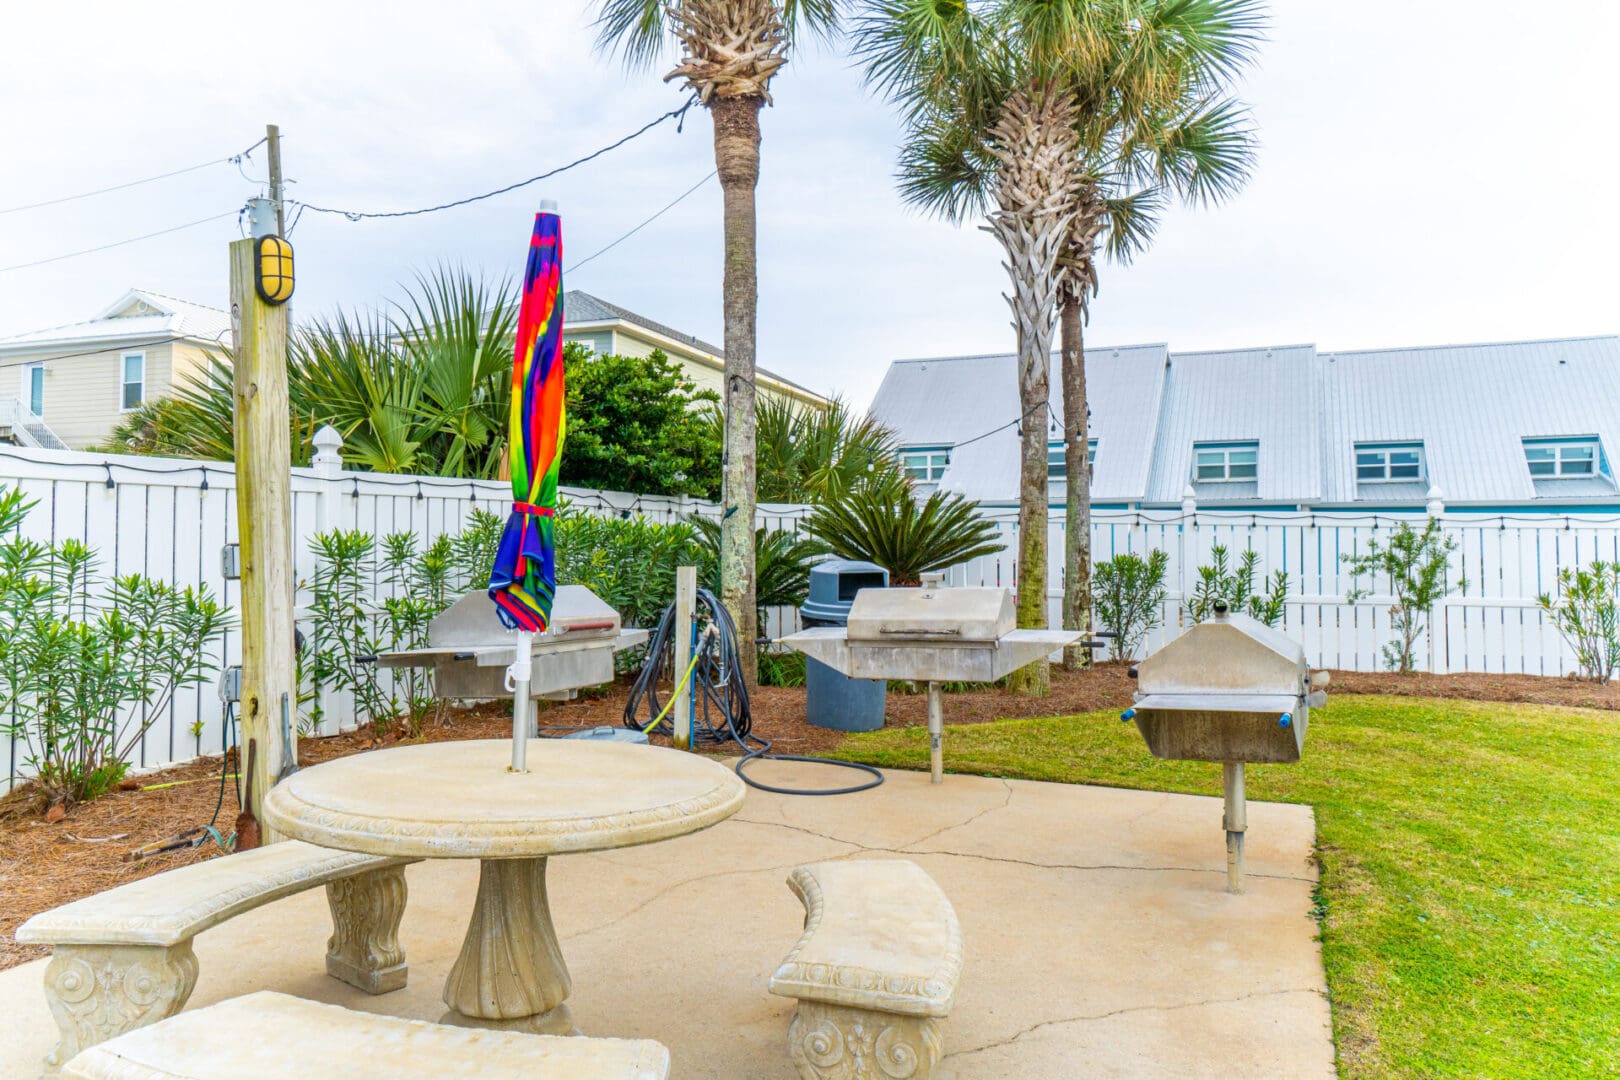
[902,779,1015,849]
[948,986,1328,1059]
[562,861,808,941]
[724,818,1314,884]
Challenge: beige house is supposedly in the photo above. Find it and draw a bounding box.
[0,289,229,450]
[563,290,826,409]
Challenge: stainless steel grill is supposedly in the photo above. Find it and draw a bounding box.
[375,585,649,704]
[781,582,1082,783]
[1122,603,1328,891]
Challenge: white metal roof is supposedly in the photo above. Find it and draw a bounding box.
[0,289,231,353]
[1145,344,1321,505]
[871,335,1620,507]
[869,345,1169,504]
[1317,336,1620,504]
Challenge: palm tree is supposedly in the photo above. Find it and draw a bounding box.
[853,0,1093,693]
[1055,1,1264,669]
[102,268,520,477]
[748,394,904,503]
[594,0,839,684]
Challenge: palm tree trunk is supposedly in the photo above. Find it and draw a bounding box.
[1060,294,1092,671]
[711,93,762,686]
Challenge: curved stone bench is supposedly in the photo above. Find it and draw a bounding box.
[61,990,672,1079]
[16,840,418,1078]
[768,859,963,1080]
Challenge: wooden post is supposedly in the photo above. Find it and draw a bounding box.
[230,237,295,837]
[672,566,697,750]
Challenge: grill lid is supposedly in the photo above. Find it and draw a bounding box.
[845,586,1016,643]
[1134,608,1307,697]
[427,585,621,649]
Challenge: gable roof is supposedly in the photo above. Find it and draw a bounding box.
[0,289,231,354]
[870,334,1620,508]
[563,289,822,401]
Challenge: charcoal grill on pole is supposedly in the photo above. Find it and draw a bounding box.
[1121,601,1328,892]
[375,585,648,723]
[780,580,1082,783]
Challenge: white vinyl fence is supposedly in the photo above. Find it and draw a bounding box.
[0,444,811,790]
[945,504,1619,675]
[4,442,1616,788]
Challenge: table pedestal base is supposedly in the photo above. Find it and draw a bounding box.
[441,857,577,1036]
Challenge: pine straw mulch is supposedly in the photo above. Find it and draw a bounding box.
[2,662,1613,972]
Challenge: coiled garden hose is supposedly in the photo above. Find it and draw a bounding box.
[624,588,882,797]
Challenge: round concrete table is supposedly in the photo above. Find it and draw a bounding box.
[262,738,745,1035]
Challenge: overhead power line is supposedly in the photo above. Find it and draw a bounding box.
[567,171,716,274]
[294,98,699,222]
[0,137,267,217]
[0,211,238,275]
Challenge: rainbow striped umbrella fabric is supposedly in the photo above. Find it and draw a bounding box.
[488,210,566,632]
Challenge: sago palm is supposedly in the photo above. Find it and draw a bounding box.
[803,474,1003,587]
[594,0,840,684]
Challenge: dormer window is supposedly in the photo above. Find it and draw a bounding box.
[1356,442,1425,483]
[1193,442,1258,482]
[1047,439,1097,480]
[901,446,951,484]
[1523,437,1604,478]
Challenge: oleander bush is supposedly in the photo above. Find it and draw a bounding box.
[0,486,230,806]
[1538,560,1620,682]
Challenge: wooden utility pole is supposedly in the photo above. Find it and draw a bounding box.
[230,162,295,834]
[266,124,285,237]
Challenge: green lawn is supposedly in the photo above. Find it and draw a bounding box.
[835,695,1619,1079]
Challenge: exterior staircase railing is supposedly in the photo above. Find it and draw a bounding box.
[0,397,68,450]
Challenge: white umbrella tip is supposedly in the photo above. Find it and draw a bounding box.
[538,198,559,213]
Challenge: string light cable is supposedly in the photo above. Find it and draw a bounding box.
[292,97,699,222]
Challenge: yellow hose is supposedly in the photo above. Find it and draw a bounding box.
[641,652,703,734]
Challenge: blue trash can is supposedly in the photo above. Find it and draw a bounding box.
[800,560,889,732]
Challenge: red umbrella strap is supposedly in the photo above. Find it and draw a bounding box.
[513,502,555,517]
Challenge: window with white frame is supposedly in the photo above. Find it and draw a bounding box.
[1523,437,1603,478]
[23,363,44,416]
[1047,439,1097,479]
[901,447,951,483]
[1356,442,1425,482]
[120,352,145,411]
[1192,442,1258,482]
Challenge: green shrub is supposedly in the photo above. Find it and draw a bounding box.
[1538,561,1620,682]
[554,507,698,629]
[0,487,230,805]
[758,650,807,688]
[1091,550,1170,660]
[688,514,828,624]
[1187,543,1289,627]
[1342,518,1463,673]
[803,474,1003,586]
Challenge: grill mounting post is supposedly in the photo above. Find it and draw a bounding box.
[927,682,944,784]
[1222,762,1246,893]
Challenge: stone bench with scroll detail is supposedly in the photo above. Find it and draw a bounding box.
[768,859,962,1080]
[15,840,418,1077]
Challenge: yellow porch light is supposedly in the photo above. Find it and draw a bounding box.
[254,235,295,305]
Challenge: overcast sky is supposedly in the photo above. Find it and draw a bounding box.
[1,1,1615,410]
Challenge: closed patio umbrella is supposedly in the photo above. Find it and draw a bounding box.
[488,200,565,771]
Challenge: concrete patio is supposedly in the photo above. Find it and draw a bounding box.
[0,763,1334,1078]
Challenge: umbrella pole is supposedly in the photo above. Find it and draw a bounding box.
[509,631,534,772]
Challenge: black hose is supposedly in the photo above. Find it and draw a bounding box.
[624,589,883,797]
